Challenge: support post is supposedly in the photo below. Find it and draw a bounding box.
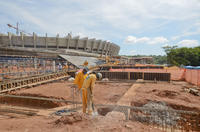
[66,33,71,49]
[20,32,24,48]
[45,33,48,49]
[75,36,80,50]
[91,39,96,52]
[8,32,12,47]
[52,61,56,72]
[56,34,59,49]
[84,38,88,51]
[33,32,36,48]
[128,72,130,80]
[97,40,102,53]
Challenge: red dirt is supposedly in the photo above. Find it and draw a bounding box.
[0,80,200,131]
[4,81,132,106]
[131,81,200,111]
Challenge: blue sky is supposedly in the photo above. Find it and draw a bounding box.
[0,0,200,55]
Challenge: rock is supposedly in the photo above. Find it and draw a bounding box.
[102,78,109,81]
[106,111,126,121]
[68,77,75,81]
[136,79,145,83]
[189,88,199,96]
[124,124,133,129]
[54,112,85,125]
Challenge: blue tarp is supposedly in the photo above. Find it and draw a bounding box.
[184,66,200,69]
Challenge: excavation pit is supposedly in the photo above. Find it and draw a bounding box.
[0,93,67,109]
[97,107,114,116]
[130,101,200,131]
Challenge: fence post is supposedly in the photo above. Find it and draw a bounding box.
[197,70,200,86]
[128,72,130,80]
[142,72,144,80]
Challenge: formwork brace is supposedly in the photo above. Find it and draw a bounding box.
[0,71,69,93]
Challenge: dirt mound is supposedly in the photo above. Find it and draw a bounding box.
[156,90,179,98]
[54,112,87,125]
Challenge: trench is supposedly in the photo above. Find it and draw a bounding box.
[0,93,67,109]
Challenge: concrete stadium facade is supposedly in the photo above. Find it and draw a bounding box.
[0,33,120,56]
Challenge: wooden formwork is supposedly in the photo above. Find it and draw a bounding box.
[68,71,170,81]
[0,71,69,93]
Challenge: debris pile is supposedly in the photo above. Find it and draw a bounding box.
[54,112,87,125]
[131,101,180,126]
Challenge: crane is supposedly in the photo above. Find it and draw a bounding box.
[7,23,32,36]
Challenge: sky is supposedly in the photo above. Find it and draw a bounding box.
[0,0,200,55]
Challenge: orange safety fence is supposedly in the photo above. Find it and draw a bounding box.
[185,69,200,86]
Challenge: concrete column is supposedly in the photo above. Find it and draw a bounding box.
[56,34,59,49]
[91,39,96,52]
[52,61,56,72]
[75,36,80,50]
[45,33,48,49]
[34,57,37,69]
[84,38,88,51]
[107,43,111,56]
[8,32,12,47]
[20,32,24,48]
[105,42,110,55]
[102,41,106,55]
[33,32,36,48]
[97,40,102,53]
[66,34,71,49]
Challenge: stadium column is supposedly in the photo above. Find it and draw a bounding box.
[97,40,102,54]
[45,33,48,49]
[66,33,71,49]
[8,32,12,47]
[75,36,80,50]
[20,32,24,48]
[84,37,88,51]
[105,42,110,56]
[91,39,96,53]
[101,41,106,55]
[107,43,111,56]
[33,32,36,49]
[56,34,59,49]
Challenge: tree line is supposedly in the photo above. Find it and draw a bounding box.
[163,46,200,66]
[123,46,200,66]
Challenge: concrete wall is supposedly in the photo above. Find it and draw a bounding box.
[0,33,120,56]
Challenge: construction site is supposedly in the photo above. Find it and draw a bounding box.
[0,32,200,132]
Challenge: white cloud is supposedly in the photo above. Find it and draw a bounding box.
[178,40,199,47]
[137,37,150,43]
[129,50,136,55]
[149,37,169,45]
[125,36,137,43]
[162,43,169,47]
[125,36,168,45]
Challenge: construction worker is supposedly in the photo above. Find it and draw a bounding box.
[74,67,89,96]
[63,63,68,71]
[81,72,102,114]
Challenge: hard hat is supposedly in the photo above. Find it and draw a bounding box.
[83,60,88,66]
[96,72,102,80]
